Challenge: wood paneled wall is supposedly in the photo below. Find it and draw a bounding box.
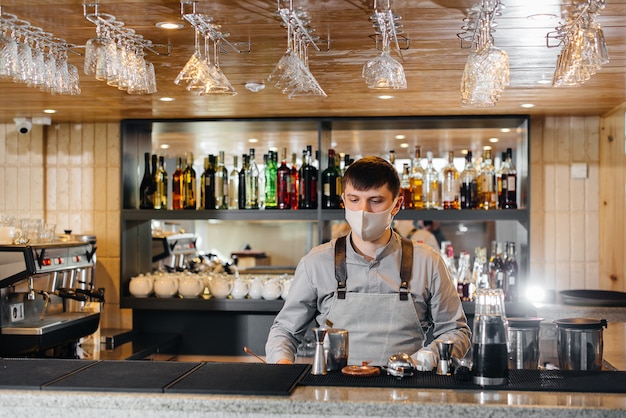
[529,116,602,295]
[599,105,626,292]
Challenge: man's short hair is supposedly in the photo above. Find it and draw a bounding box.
[342,156,400,197]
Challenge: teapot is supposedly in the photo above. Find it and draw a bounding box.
[248,276,265,300]
[280,275,294,300]
[231,276,251,299]
[153,274,179,298]
[178,274,205,298]
[129,274,154,298]
[261,277,283,300]
[208,274,233,299]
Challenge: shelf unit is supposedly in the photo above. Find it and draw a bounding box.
[120,116,530,355]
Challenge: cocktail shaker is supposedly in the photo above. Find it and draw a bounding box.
[311,327,327,375]
[435,340,454,376]
[324,328,349,371]
[471,288,508,386]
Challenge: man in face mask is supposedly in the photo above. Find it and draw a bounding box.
[265,156,470,366]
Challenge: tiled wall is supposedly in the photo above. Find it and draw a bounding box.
[0,122,129,329]
[0,115,608,327]
[529,116,601,294]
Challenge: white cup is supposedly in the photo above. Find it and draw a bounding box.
[415,348,437,372]
[0,226,22,244]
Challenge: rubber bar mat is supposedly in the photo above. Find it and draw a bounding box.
[43,360,203,393]
[300,369,626,394]
[0,358,97,390]
[166,362,311,396]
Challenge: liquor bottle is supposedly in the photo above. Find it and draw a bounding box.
[388,149,396,167]
[265,151,278,209]
[290,152,299,210]
[215,151,228,209]
[228,155,239,210]
[258,153,268,209]
[341,154,352,177]
[139,152,154,209]
[478,148,497,210]
[183,152,196,210]
[299,145,318,209]
[245,148,259,209]
[504,242,518,302]
[172,157,184,210]
[441,151,460,209]
[490,242,505,289]
[460,151,478,209]
[277,148,291,210]
[496,151,508,209]
[423,151,440,209]
[154,156,168,210]
[199,157,209,210]
[410,145,424,209]
[502,148,517,209]
[238,154,248,210]
[400,163,413,209]
[457,251,472,301]
[203,155,216,210]
[322,148,342,209]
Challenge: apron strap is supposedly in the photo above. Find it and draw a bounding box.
[334,235,414,300]
[335,236,348,299]
[399,237,413,301]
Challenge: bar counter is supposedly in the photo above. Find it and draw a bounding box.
[1,378,625,418]
[1,322,625,417]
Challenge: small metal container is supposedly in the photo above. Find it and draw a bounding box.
[554,318,607,371]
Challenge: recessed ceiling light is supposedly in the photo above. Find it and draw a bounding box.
[43,109,56,114]
[395,134,405,140]
[400,143,409,148]
[155,21,184,30]
[248,138,258,143]
[160,144,170,149]
[520,103,535,108]
[159,97,175,102]
[378,95,394,100]
[527,14,558,21]
[483,145,492,150]
[489,137,499,143]
[500,128,511,133]
[460,149,469,155]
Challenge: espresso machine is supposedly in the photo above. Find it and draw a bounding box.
[152,232,197,271]
[0,237,104,357]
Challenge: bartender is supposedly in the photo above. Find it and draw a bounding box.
[265,156,471,366]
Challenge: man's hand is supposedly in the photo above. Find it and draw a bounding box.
[276,358,294,364]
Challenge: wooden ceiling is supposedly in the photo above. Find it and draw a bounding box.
[0,0,625,125]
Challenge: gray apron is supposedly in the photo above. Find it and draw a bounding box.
[325,236,426,366]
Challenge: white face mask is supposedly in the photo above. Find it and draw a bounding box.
[344,198,398,242]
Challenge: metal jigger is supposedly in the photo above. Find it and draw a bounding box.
[436,340,454,376]
[311,327,327,375]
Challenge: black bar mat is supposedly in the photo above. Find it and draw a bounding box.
[43,360,202,393]
[166,362,311,396]
[300,369,626,394]
[0,358,97,390]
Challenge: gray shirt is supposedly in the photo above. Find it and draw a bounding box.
[265,231,471,363]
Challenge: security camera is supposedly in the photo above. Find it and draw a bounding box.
[13,118,32,135]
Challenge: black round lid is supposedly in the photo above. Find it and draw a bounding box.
[507,317,544,328]
[553,318,608,329]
